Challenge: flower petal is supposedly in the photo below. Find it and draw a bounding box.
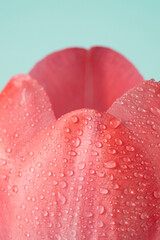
[29,47,143,118]
[29,48,87,118]
[0,74,56,238]
[89,47,144,112]
[7,109,160,239]
[108,80,160,175]
[0,74,55,167]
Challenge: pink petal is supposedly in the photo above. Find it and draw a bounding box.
[108,80,160,175]
[6,109,160,239]
[90,47,144,112]
[0,74,55,154]
[29,48,87,118]
[29,47,144,118]
[0,74,56,238]
[0,74,55,181]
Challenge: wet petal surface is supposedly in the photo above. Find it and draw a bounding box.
[0,74,55,239]
[4,109,159,240]
[109,80,160,176]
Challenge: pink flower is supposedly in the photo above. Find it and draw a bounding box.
[0,47,159,240]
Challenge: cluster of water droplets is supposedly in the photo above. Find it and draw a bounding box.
[2,109,157,239]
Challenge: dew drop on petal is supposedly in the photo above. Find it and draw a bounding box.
[6,148,12,153]
[104,161,117,169]
[57,192,66,205]
[78,162,86,170]
[109,119,121,128]
[43,210,49,217]
[12,185,18,193]
[108,149,116,154]
[97,220,104,228]
[85,212,93,217]
[71,115,79,123]
[97,205,105,214]
[72,137,81,148]
[154,190,160,199]
[100,188,109,195]
[64,127,70,133]
[140,212,148,219]
[115,138,123,146]
[60,181,67,188]
[66,170,74,176]
[29,151,34,157]
[126,146,135,152]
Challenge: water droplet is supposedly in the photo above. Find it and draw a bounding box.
[78,176,84,181]
[71,115,79,123]
[100,188,109,194]
[6,148,12,153]
[78,185,82,190]
[138,107,146,112]
[150,107,160,116]
[85,212,93,217]
[113,183,119,189]
[72,137,81,147]
[126,146,135,152]
[104,161,117,169]
[91,151,99,156]
[108,149,116,154]
[77,129,83,136]
[58,192,66,205]
[68,150,77,156]
[109,119,121,128]
[78,162,85,170]
[137,87,144,92]
[99,124,107,130]
[64,127,70,133]
[97,205,105,214]
[154,191,160,199]
[66,170,74,176]
[140,212,148,219]
[108,174,114,180]
[106,134,111,140]
[148,88,155,93]
[25,233,30,238]
[47,171,52,176]
[0,159,7,166]
[124,188,135,195]
[123,157,131,163]
[21,203,26,210]
[37,162,42,168]
[14,133,19,138]
[29,151,34,157]
[95,142,103,148]
[96,171,105,178]
[29,167,35,173]
[115,138,123,146]
[90,169,95,174]
[16,215,21,220]
[39,195,44,200]
[97,220,104,227]
[53,180,58,185]
[60,181,67,188]
[43,210,49,217]
[25,112,30,117]
[12,185,18,193]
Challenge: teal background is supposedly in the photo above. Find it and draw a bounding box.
[0,0,160,91]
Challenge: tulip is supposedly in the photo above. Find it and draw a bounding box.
[0,47,159,240]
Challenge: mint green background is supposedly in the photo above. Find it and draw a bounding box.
[0,0,160,91]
